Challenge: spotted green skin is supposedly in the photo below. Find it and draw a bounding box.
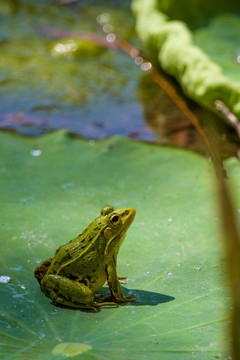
[34,207,136,311]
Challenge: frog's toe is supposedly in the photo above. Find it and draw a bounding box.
[105,276,127,285]
[120,294,136,303]
[118,279,127,285]
[96,301,119,308]
[87,305,100,312]
[126,294,135,299]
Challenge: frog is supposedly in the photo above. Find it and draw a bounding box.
[34,206,136,311]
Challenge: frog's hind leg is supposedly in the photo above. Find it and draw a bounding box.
[41,274,93,308]
[34,258,53,284]
[41,274,117,311]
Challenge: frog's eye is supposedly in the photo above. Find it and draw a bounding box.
[101,206,114,216]
[110,214,121,226]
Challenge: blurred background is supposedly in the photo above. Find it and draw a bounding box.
[1,0,239,157]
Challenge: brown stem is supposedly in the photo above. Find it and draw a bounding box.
[215,100,240,138]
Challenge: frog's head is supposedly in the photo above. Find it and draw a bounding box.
[100,206,136,256]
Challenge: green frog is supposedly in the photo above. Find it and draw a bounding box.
[34,206,136,311]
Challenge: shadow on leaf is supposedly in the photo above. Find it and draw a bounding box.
[96,286,175,307]
[131,288,175,306]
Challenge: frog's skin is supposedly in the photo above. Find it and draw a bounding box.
[34,206,136,311]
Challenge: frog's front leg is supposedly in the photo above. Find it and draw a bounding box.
[40,274,118,311]
[106,263,135,303]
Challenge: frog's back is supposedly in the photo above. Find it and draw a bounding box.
[47,219,106,275]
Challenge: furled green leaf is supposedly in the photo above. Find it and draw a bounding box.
[132,0,240,119]
[0,131,232,359]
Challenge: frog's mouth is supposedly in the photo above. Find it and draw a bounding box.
[105,208,136,255]
[120,208,136,232]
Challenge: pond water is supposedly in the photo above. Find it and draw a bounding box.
[0,0,238,157]
[0,0,154,139]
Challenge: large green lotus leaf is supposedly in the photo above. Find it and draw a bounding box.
[132,0,240,119]
[0,131,231,359]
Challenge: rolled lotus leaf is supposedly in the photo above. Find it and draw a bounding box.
[132,0,240,119]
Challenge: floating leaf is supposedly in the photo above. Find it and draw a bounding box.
[0,130,233,359]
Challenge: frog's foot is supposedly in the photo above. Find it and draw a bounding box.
[52,294,100,312]
[50,292,118,312]
[102,293,135,304]
[94,301,119,309]
[116,294,136,304]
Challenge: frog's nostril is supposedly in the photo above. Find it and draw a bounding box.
[124,210,129,214]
